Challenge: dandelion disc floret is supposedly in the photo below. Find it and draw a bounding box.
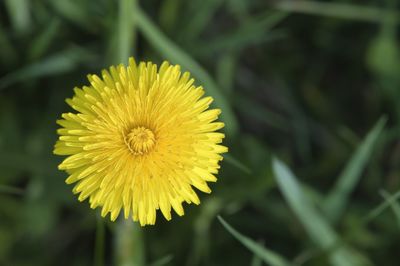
[54,58,227,225]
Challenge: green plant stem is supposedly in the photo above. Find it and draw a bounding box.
[115,220,145,266]
[94,215,105,266]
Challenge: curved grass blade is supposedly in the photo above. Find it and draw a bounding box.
[29,18,61,60]
[272,1,399,23]
[49,0,96,32]
[180,0,224,41]
[0,47,94,90]
[251,255,262,266]
[194,11,288,55]
[218,216,292,266]
[4,0,31,34]
[224,154,251,174]
[323,117,387,222]
[135,8,238,136]
[379,190,400,228]
[116,0,137,64]
[149,254,173,266]
[272,158,371,266]
[0,185,24,195]
[365,189,400,222]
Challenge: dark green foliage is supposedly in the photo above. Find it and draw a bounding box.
[1,0,400,265]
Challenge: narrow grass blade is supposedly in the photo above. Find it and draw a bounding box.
[159,0,181,32]
[272,158,370,266]
[29,18,61,60]
[323,117,387,222]
[180,0,224,41]
[216,53,236,95]
[116,0,137,64]
[195,11,288,55]
[271,1,399,23]
[235,96,289,132]
[379,190,400,228]
[224,154,251,175]
[0,24,18,66]
[0,185,24,195]
[365,190,400,222]
[135,8,238,136]
[149,255,173,266]
[0,47,93,90]
[49,0,96,31]
[251,254,262,266]
[187,197,223,266]
[218,216,292,266]
[4,0,31,34]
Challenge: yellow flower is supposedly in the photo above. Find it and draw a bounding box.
[54,58,227,226]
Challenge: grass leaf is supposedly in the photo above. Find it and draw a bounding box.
[0,185,24,195]
[49,0,96,32]
[149,255,174,266]
[271,1,399,23]
[218,216,292,266]
[4,0,31,34]
[272,158,370,266]
[0,47,94,90]
[29,18,61,60]
[323,117,387,222]
[193,11,288,55]
[365,190,400,222]
[115,0,137,64]
[379,190,400,228]
[224,154,252,175]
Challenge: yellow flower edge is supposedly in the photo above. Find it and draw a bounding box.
[54,58,228,226]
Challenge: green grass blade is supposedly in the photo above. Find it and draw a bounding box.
[135,8,238,136]
[365,190,400,222]
[0,185,24,195]
[250,255,262,266]
[29,18,61,60]
[49,0,95,31]
[194,11,288,55]
[224,154,251,175]
[0,23,18,66]
[218,216,292,266]
[271,1,399,23]
[323,117,387,222]
[235,96,289,132]
[4,0,31,35]
[149,255,173,266]
[379,190,400,228]
[216,53,236,95]
[0,47,94,90]
[272,158,370,266]
[179,0,224,41]
[116,0,137,64]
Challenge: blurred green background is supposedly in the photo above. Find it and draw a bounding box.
[1,0,400,265]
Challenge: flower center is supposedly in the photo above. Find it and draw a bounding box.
[125,126,156,155]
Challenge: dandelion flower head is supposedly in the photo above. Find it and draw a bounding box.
[54,58,227,226]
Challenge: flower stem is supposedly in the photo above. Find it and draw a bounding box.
[115,220,145,266]
[93,215,105,266]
